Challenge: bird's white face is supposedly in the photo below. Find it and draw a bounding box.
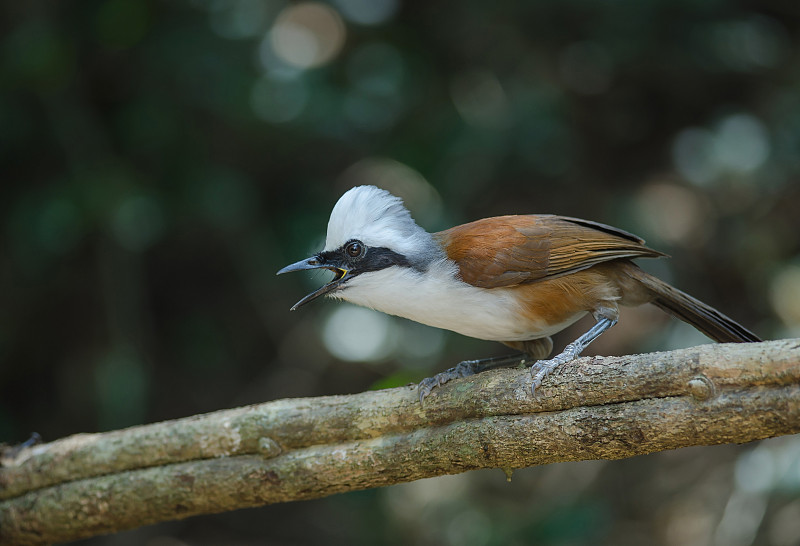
[277,186,442,309]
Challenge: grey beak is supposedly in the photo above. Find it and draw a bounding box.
[277,256,324,275]
[277,256,352,310]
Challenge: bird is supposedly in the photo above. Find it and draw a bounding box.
[277,185,760,403]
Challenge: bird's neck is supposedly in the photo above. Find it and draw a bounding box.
[402,229,447,272]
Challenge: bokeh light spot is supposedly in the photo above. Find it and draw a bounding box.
[735,446,776,494]
[450,70,510,129]
[707,16,789,71]
[672,113,770,185]
[338,157,443,227]
[714,490,767,546]
[322,305,395,362]
[385,474,470,518]
[257,33,304,79]
[672,128,718,186]
[634,182,710,247]
[446,509,492,546]
[713,114,770,173]
[397,322,445,364]
[270,3,346,69]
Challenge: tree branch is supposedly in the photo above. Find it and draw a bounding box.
[1,339,799,545]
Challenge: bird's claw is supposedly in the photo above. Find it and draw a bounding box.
[418,347,579,404]
[417,376,439,405]
[417,360,478,405]
[529,345,579,398]
[529,359,555,399]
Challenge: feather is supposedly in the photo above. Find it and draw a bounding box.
[436,215,665,288]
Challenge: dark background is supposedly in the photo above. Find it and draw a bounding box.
[3,0,800,544]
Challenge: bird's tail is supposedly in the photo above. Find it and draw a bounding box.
[628,266,761,343]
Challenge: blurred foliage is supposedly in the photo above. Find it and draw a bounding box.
[2,0,800,544]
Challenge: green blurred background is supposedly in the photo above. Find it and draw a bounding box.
[3,0,800,544]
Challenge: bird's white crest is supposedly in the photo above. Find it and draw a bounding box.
[324,186,439,264]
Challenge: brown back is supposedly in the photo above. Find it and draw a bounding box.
[435,215,665,289]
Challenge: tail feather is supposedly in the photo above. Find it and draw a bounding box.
[631,268,760,343]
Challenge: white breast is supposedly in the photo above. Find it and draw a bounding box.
[329,260,584,342]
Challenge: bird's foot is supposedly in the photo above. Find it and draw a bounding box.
[0,432,42,464]
[417,360,482,405]
[530,343,580,398]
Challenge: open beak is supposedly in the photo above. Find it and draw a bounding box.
[276,256,353,310]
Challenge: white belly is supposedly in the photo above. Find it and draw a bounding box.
[330,261,585,342]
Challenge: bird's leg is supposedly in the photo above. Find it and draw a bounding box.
[0,432,42,463]
[530,315,617,397]
[418,353,527,405]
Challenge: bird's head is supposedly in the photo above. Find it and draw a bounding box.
[277,185,442,310]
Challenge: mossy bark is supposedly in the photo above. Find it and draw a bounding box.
[1,339,798,545]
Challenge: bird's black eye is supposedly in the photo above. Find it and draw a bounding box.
[345,241,364,258]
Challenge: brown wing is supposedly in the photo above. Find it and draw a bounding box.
[434,215,666,289]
